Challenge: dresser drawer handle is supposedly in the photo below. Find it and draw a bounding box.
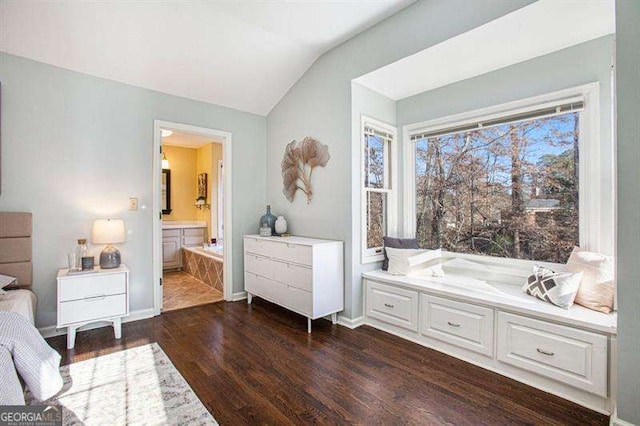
[384,303,394,308]
[84,294,106,301]
[447,321,460,327]
[536,348,554,356]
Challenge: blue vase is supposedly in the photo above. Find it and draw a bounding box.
[259,205,277,235]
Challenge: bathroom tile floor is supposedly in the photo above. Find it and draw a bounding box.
[162,271,223,312]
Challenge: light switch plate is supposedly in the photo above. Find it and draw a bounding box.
[129,197,139,211]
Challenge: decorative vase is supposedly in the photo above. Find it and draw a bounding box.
[259,205,277,235]
[275,216,287,234]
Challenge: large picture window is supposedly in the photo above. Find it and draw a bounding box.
[404,88,601,264]
[362,117,397,262]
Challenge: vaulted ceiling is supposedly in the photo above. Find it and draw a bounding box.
[0,0,414,115]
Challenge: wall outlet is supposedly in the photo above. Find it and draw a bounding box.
[129,197,139,211]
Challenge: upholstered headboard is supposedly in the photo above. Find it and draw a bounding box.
[0,212,32,290]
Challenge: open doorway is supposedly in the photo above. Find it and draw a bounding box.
[152,121,233,315]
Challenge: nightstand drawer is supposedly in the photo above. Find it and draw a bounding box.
[59,294,127,325]
[59,273,126,302]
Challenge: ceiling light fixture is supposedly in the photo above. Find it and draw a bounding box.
[161,129,173,138]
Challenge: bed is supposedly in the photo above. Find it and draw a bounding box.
[0,212,62,405]
[0,212,37,324]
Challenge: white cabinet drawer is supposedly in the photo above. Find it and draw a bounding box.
[244,237,312,266]
[183,236,205,246]
[162,229,181,238]
[244,253,274,278]
[244,237,275,258]
[59,273,126,302]
[273,260,312,292]
[245,271,311,316]
[183,228,205,236]
[59,293,127,325]
[281,285,312,316]
[245,271,276,300]
[271,243,312,266]
[366,281,419,331]
[421,295,494,357]
[497,312,607,396]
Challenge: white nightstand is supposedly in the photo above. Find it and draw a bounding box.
[56,265,129,349]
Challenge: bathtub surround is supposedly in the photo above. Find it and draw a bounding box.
[183,247,223,293]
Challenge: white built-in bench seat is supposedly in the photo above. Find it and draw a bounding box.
[362,257,617,415]
[363,269,617,334]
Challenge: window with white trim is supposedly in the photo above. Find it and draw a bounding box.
[404,86,603,264]
[362,117,397,262]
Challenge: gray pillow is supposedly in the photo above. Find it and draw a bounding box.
[382,237,419,271]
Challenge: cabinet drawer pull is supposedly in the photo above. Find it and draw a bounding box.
[447,321,460,327]
[536,348,554,356]
[384,303,394,308]
[84,294,106,301]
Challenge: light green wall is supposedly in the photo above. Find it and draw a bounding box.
[615,0,640,423]
[0,53,267,327]
[267,0,535,319]
[350,82,396,317]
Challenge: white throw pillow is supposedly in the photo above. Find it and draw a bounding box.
[523,265,583,309]
[566,247,614,313]
[0,274,17,289]
[385,247,441,276]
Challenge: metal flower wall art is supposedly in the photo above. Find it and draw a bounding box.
[281,137,330,204]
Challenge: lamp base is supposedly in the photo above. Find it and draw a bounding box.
[100,245,121,269]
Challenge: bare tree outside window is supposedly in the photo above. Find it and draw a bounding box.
[364,127,392,253]
[414,112,579,263]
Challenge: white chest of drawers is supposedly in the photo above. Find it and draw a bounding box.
[243,235,344,332]
[57,265,129,349]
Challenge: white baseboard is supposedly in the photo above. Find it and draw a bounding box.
[337,315,365,329]
[38,308,157,338]
[231,291,247,301]
[611,416,636,426]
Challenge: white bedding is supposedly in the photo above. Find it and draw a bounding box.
[0,289,36,325]
[0,311,63,403]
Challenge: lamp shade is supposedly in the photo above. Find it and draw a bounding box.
[92,219,126,244]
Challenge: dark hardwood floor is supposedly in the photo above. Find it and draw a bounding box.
[46,299,609,425]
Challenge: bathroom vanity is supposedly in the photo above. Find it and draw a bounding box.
[162,221,207,270]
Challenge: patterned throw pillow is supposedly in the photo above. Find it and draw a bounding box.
[523,266,583,309]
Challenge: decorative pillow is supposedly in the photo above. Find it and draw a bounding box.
[382,237,419,271]
[0,274,17,289]
[523,266,583,309]
[567,247,614,313]
[386,247,441,276]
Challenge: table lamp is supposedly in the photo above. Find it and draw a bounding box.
[92,219,126,269]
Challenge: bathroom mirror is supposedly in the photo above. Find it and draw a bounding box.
[162,169,172,215]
